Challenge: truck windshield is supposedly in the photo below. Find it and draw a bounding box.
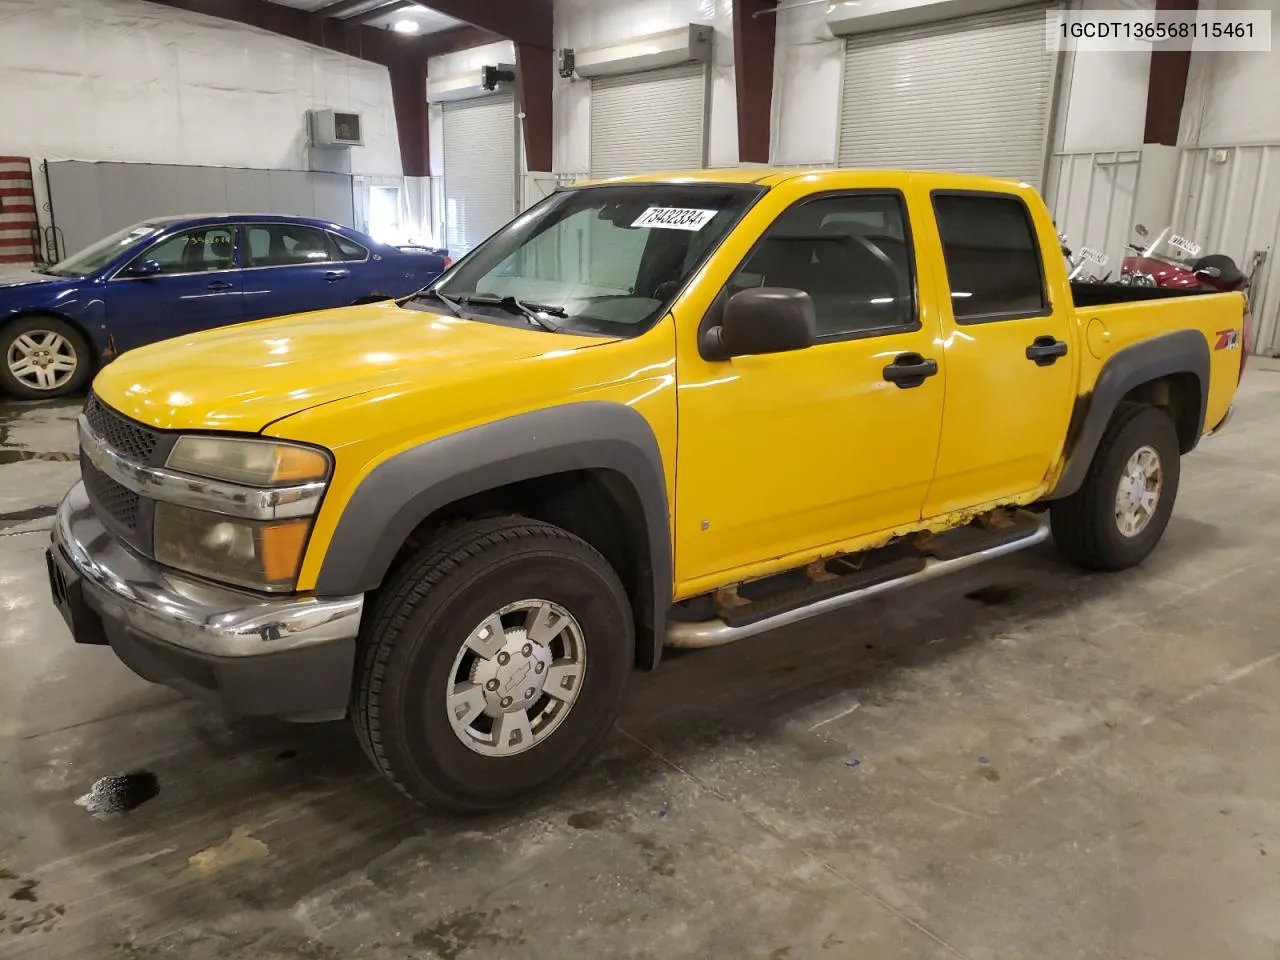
[418,183,763,337]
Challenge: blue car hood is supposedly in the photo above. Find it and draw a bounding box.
[0,269,72,291]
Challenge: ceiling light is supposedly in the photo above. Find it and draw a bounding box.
[392,19,419,34]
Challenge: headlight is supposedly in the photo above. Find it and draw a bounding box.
[154,502,311,592]
[166,436,329,486]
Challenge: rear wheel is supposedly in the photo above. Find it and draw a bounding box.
[1051,402,1181,571]
[0,316,92,400]
[352,517,634,812]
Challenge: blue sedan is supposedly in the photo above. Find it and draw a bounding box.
[0,214,449,398]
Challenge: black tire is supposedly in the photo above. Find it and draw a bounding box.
[1051,402,1181,572]
[352,516,634,813]
[0,315,93,400]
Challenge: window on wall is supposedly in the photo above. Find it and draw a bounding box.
[728,193,917,339]
[136,227,236,274]
[932,193,1047,322]
[244,224,333,267]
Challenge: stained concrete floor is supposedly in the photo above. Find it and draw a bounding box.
[3,374,1280,960]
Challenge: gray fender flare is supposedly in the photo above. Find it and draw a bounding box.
[1049,329,1209,500]
[314,401,673,656]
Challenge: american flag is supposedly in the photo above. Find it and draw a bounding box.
[0,157,39,265]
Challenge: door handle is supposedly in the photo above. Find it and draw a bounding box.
[1026,335,1069,366]
[882,352,939,389]
[207,280,234,291]
[324,269,350,282]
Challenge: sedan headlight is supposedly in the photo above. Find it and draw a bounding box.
[155,502,311,592]
[166,436,329,486]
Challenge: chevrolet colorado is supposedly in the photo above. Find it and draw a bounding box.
[47,168,1246,811]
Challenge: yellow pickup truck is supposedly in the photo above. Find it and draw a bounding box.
[47,168,1246,811]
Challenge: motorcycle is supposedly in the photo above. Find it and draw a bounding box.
[1059,232,1111,283]
[1118,224,1247,292]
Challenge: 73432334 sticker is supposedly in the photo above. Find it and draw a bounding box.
[631,207,718,231]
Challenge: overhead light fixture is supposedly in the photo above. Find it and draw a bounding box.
[392,19,419,34]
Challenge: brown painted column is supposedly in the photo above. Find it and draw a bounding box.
[733,0,778,164]
[387,56,430,177]
[1143,0,1198,145]
[515,42,554,172]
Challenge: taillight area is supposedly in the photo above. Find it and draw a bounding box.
[1240,293,1252,384]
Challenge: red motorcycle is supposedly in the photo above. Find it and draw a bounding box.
[1118,224,1247,292]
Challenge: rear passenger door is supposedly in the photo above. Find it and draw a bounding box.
[920,190,1077,519]
[673,189,947,587]
[240,222,352,319]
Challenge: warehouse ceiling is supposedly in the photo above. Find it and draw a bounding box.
[266,0,466,34]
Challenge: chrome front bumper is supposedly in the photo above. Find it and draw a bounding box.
[49,482,363,718]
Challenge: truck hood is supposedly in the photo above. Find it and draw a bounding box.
[91,301,614,433]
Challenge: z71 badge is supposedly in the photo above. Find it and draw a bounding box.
[1215,329,1241,351]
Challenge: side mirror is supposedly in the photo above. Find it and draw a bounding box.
[701,287,817,360]
[1196,265,1222,279]
[129,259,162,277]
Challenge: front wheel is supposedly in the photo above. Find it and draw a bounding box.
[1051,402,1181,571]
[352,517,634,812]
[0,316,92,399]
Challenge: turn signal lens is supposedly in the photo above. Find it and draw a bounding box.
[154,502,311,591]
[167,437,330,487]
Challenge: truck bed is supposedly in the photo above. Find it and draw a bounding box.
[1070,281,1222,308]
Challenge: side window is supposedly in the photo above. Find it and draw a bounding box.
[729,193,916,340]
[136,227,235,274]
[932,193,1047,322]
[243,224,333,267]
[329,232,368,262]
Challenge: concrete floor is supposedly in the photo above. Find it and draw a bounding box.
[3,375,1280,960]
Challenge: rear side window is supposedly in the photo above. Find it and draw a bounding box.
[932,193,1047,322]
[328,232,368,261]
[244,224,333,267]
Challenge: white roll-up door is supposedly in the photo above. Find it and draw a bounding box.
[838,3,1058,187]
[442,93,516,255]
[590,62,707,178]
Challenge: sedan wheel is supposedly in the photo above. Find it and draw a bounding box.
[7,329,79,393]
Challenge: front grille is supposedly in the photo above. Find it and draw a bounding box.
[83,463,140,532]
[83,392,159,464]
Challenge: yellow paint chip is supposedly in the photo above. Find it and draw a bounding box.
[188,827,268,877]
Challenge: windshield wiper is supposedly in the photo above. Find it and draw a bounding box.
[408,287,463,316]
[457,294,567,332]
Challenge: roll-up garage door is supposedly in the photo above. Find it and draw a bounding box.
[838,3,1057,187]
[590,62,707,178]
[443,93,516,255]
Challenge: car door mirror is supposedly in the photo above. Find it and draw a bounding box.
[701,287,817,361]
[1196,265,1222,279]
[129,259,162,278]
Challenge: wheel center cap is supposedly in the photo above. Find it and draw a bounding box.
[472,629,553,715]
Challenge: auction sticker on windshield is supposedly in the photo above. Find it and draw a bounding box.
[632,207,718,231]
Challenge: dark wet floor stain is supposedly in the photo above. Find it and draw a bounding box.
[0,450,77,465]
[74,771,160,818]
[567,810,605,830]
[634,835,677,876]
[412,908,522,959]
[0,868,15,881]
[9,880,37,902]
[0,504,57,528]
[275,749,298,761]
[7,903,64,935]
[980,766,1002,782]
[965,584,1019,606]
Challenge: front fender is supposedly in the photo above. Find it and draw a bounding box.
[314,401,673,654]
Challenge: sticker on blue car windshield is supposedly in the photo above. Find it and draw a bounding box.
[631,207,718,231]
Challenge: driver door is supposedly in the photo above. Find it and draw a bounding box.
[673,186,947,589]
[107,225,244,351]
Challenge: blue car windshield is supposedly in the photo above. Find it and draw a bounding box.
[420,183,763,338]
[46,222,165,278]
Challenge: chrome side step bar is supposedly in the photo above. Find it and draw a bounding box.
[665,518,1051,649]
